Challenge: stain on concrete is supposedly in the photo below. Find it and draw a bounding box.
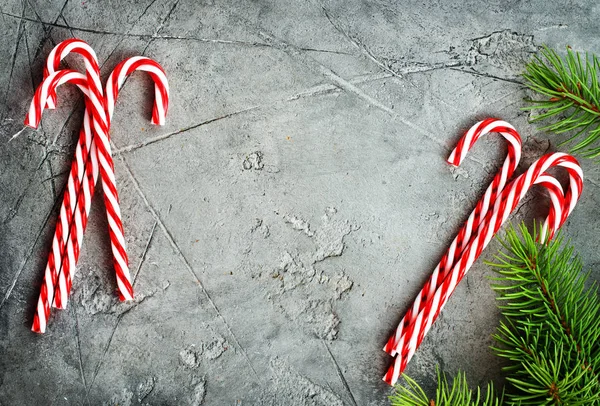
[190,376,207,406]
[204,334,227,360]
[243,151,265,171]
[105,388,134,406]
[465,30,537,76]
[251,208,359,340]
[136,376,156,403]
[180,344,203,369]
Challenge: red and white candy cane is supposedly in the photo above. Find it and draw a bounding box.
[384,153,583,385]
[41,39,103,310]
[384,119,522,356]
[98,56,169,299]
[25,70,94,333]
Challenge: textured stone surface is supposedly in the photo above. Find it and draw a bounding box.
[1,1,599,404]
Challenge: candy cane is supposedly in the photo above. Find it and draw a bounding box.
[25,70,94,333]
[38,39,103,311]
[384,119,522,356]
[95,56,169,301]
[384,153,583,385]
[27,40,168,332]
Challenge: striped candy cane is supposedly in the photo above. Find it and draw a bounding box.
[384,119,522,356]
[98,56,169,301]
[40,39,103,311]
[384,153,583,385]
[25,70,94,333]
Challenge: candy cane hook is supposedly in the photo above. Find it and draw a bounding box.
[43,39,101,110]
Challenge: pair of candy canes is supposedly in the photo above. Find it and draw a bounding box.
[24,39,170,333]
[382,119,583,385]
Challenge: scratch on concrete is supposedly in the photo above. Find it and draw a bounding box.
[1,1,25,122]
[71,305,89,396]
[132,221,157,286]
[322,340,358,406]
[246,208,357,340]
[112,106,261,155]
[114,72,393,155]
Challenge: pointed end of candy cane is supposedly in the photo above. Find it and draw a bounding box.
[118,291,134,302]
[23,116,38,130]
[446,152,460,167]
[32,316,45,334]
[383,365,396,386]
[51,293,68,310]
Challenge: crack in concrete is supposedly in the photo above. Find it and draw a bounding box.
[113,105,261,155]
[71,304,89,402]
[113,72,393,155]
[1,1,25,122]
[450,67,525,85]
[132,221,157,286]
[322,341,358,406]
[213,5,450,152]
[87,307,131,396]
[30,0,69,61]
[0,11,356,57]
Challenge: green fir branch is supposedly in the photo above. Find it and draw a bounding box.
[389,368,503,406]
[489,224,600,404]
[389,224,600,405]
[523,46,600,158]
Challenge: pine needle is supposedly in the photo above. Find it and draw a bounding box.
[523,46,600,158]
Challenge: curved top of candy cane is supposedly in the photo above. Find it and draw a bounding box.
[493,152,582,240]
[25,70,90,128]
[44,39,102,109]
[105,56,169,126]
[447,119,522,168]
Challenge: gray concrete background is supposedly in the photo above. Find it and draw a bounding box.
[1,1,599,405]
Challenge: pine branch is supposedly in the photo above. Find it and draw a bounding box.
[523,45,600,158]
[389,368,503,406]
[488,224,600,404]
[389,224,600,405]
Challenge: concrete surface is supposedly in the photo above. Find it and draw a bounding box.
[1,1,600,404]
